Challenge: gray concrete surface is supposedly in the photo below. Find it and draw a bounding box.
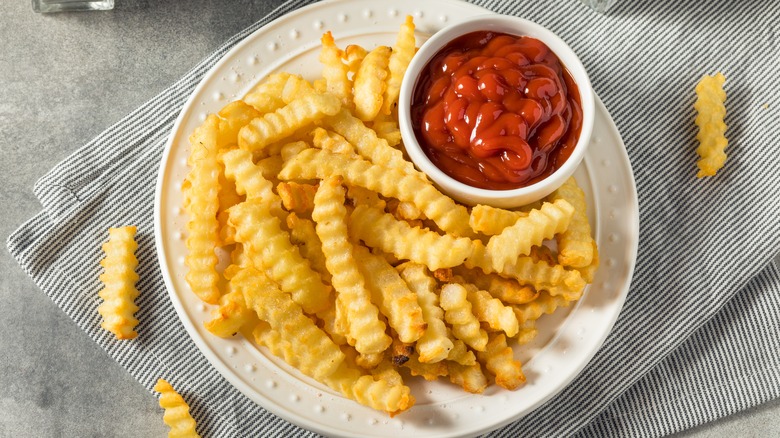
[0,1,778,437]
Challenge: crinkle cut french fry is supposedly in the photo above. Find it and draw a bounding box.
[439,283,488,351]
[549,177,594,268]
[286,213,331,283]
[280,148,473,236]
[243,72,291,113]
[324,362,415,416]
[404,353,449,381]
[320,31,352,107]
[694,72,728,177]
[447,361,488,394]
[486,199,575,272]
[452,266,538,305]
[353,45,391,121]
[281,75,317,104]
[447,338,477,366]
[277,181,318,214]
[239,266,345,380]
[154,379,201,438]
[371,110,401,147]
[312,176,391,354]
[184,115,221,305]
[216,100,261,148]
[98,226,140,340]
[353,246,426,344]
[311,127,356,155]
[383,16,416,115]
[229,201,331,314]
[323,108,417,175]
[280,140,310,162]
[396,263,453,363]
[458,281,519,337]
[467,240,586,299]
[469,204,524,235]
[344,44,367,78]
[204,270,257,338]
[219,148,278,208]
[511,291,573,325]
[346,185,385,209]
[238,93,341,152]
[529,245,558,267]
[350,204,473,270]
[577,241,600,284]
[477,333,525,390]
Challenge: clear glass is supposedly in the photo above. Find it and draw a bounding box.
[32,0,114,13]
[581,0,616,13]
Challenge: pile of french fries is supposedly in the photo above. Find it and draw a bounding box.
[181,16,598,416]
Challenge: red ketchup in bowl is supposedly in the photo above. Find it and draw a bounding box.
[411,31,583,190]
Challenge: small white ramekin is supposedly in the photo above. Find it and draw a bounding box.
[399,14,595,208]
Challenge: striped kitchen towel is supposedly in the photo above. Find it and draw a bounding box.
[7,0,780,437]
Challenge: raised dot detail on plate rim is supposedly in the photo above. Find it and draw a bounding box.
[314,405,325,413]
[213,92,223,101]
[198,113,207,122]
[363,8,372,18]
[609,233,619,243]
[226,346,237,355]
[369,418,379,425]
[196,303,207,312]
[266,379,277,389]
[290,394,300,402]
[244,363,256,372]
[248,56,259,65]
[608,185,618,193]
[341,412,352,422]
[413,10,423,18]
[388,8,398,17]
[313,20,324,29]
[177,256,185,265]
[289,29,300,39]
[268,42,279,51]
[440,14,448,22]
[337,13,347,22]
[602,159,611,166]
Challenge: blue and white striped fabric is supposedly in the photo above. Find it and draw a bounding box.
[7,0,780,436]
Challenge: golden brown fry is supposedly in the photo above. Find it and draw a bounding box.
[477,333,525,390]
[323,108,416,174]
[203,274,256,338]
[396,263,453,363]
[353,246,426,344]
[324,362,415,416]
[577,241,600,283]
[280,148,472,236]
[353,45,391,121]
[239,267,345,380]
[277,181,318,214]
[529,245,558,266]
[216,101,261,148]
[404,354,449,381]
[238,93,341,152]
[694,72,728,177]
[219,148,279,208]
[229,201,331,314]
[469,204,524,235]
[512,291,573,325]
[466,240,586,299]
[154,379,201,438]
[286,213,331,283]
[280,75,317,104]
[97,226,140,340]
[243,72,291,113]
[452,266,538,305]
[184,115,221,305]
[383,16,416,115]
[311,127,356,155]
[312,176,391,354]
[345,185,385,209]
[371,109,401,147]
[320,31,352,107]
[447,361,488,394]
[549,177,594,268]
[486,199,575,272]
[344,44,367,78]
[447,338,477,366]
[459,282,519,337]
[440,283,488,351]
[350,204,473,270]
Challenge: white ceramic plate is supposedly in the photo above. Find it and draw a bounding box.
[154,1,639,436]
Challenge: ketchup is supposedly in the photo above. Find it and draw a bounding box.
[411,31,582,190]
